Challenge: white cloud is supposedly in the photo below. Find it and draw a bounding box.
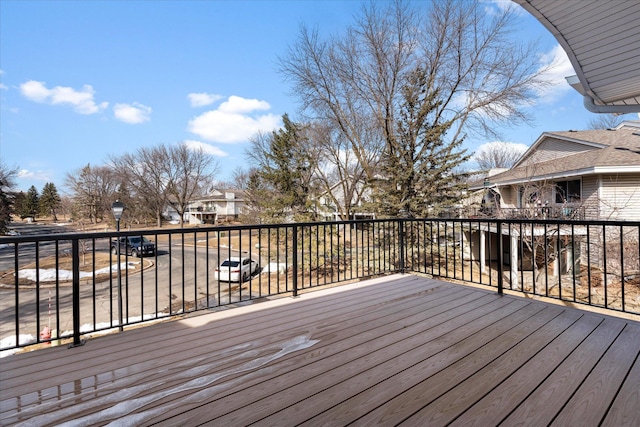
[17,168,51,183]
[183,140,228,157]
[534,44,575,104]
[187,95,281,144]
[0,83,7,91]
[19,80,108,114]
[484,0,523,15]
[113,102,152,124]
[218,95,271,114]
[188,92,223,108]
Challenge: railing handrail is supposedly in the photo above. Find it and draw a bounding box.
[3,216,639,244]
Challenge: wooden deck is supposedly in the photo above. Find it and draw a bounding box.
[2,274,640,426]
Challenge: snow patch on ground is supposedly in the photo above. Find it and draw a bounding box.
[14,262,140,282]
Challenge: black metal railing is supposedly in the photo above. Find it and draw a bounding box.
[1,217,639,353]
[401,218,640,315]
[439,206,586,220]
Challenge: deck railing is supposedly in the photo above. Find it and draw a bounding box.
[1,217,639,352]
[439,206,586,220]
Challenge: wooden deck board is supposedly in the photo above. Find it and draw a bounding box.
[202,297,528,426]
[500,317,627,426]
[550,322,640,426]
[1,274,640,426]
[2,275,431,393]
[350,306,573,426]
[254,301,544,426]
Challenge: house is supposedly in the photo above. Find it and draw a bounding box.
[469,121,640,221]
[184,189,246,225]
[461,121,640,289]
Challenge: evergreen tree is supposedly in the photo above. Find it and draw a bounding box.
[378,67,469,218]
[13,192,26,219]
[0,189,10,233]
[0,164,18,233]
[247,115,318,222]
[40,182,61,221]
[24,185,40,219]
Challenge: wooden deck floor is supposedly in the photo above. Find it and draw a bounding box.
[2,274,640,426]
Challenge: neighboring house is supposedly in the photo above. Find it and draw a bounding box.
[460,121,640,288]
[469,121,640,221]
[184,189,246,225]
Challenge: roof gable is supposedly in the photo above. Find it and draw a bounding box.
[515,135,602,168]
[514,121,640,167]
[472,122,640,189]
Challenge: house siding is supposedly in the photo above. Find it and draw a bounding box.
[581,176,600,220]
[518,137,597,167]
[599,174,640,220]
[500,186,515,207]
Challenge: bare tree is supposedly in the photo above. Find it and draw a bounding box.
[65,164,119,223]
[473,141,528,170]
[112,143,219,227]
[308,121,370,220]
[111,147,171,227]
[165,143,219,227]
[587,113,627,130]
[280,0,551,214]
[230,167,251,190]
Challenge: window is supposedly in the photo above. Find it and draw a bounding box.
[555,179,581,203]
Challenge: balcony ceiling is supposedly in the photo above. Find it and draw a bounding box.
[514,0,640,113]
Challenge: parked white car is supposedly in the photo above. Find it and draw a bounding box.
[215,257,259,282]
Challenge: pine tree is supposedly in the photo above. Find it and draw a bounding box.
[40,182,62,221]
[0,187,11,233]
[378,67,469,218]
[13,192,26,219]
[24,186,40,219]
[248,115,318,222]
[0,163,18,232]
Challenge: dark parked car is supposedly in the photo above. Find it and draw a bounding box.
[111,236,155,257]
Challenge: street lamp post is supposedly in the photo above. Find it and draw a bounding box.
[111,200,125,331]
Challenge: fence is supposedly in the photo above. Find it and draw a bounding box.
[1,217,639,352]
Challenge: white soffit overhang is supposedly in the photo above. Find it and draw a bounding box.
[513,0,640,113]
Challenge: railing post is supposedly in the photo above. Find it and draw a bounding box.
[399,218,406,274]
[497,220,504,295]
[69,238,85,348]
[292,225,298,297]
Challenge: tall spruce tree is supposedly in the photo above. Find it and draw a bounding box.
[379,67,469,217]
[40,182,61,221]
[24,186,40,219]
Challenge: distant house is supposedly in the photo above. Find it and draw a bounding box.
[184,189,246,225]
[468,121,640,221]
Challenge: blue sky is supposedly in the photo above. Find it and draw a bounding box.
[1,0,636,193]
